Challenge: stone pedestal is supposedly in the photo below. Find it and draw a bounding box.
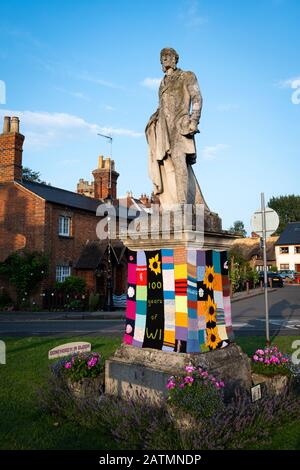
[105,343,252,402]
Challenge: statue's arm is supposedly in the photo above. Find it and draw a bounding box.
[186,72,203,133]
[145,109,159,134]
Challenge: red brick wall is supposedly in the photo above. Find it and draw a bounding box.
[45,203,99,285]
[75,270,95,291]
[0,182,46,262]
[0,133,25,183]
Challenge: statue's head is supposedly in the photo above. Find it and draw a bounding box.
[160,47,179,72]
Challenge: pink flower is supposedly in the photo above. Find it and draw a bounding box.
[219,381,225,388]
[179,383,185,389]
[166,381,176,390]
[87,357,98,368]
[184,376,194,384]
[259,357,263,362]
[256,349,265,355]
[185,365,195,373]
[65,362,71,369]
[253,355,259,361]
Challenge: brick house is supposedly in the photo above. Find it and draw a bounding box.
[0,115,129,305]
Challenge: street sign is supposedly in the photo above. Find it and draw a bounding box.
[48,342,91,360]
[250,207,279,237]
[250,195,280,345]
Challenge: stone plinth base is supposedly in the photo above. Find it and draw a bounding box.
[105,343,252,402]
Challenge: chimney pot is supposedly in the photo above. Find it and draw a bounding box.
[98,155,104,168]
[3,116,11,133]
[10,116,20,133]
[105,157,111,169]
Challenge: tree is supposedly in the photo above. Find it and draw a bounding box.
[0,251,48,305]
[22,167,46,184]
[55,276,86,295]
[228,249,259,293]
[228,220,247,237]
[268,195,300,234]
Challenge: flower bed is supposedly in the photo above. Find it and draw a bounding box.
[166,365,225,425]
[251,346,290,377]
[51,351,104,399]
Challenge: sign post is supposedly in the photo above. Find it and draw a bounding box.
[251,197,279,345]
[261,193,270,344]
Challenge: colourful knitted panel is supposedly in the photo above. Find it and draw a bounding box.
[174,247,188,352]
[124,249,234,352]
[144,250,164,349]
[187,249,199,353]
[124,251,136,345]
[132,250,147,348]
[161,249,176,351]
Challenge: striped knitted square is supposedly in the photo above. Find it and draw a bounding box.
[162,248,175,351]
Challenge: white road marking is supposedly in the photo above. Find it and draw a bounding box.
[257,319,300,330]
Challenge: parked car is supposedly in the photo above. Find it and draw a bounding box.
[259,272,283,287]
[278,270,296,280]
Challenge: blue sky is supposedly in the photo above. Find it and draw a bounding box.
[0,0,299,232]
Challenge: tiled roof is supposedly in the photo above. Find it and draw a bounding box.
[19,180,102,213]
[275,222,300,245]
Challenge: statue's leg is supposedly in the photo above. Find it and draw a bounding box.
[187,165,210,210]
[172,152,188,204]
[159,158,178,207]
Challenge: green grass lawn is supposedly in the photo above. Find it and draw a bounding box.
[0,335,300,450]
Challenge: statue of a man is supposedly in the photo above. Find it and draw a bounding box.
[146,47,208,209]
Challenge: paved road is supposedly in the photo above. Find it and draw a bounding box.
[0,286,299,338]
[231,285,300,336]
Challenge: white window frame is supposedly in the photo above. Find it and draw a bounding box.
[279,246,289,254]
[56,265,71,283]
[280,264,289,270]
[59,216,71,237]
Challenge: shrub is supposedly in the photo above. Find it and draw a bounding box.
[55,276,86,295]
[0,251,48,305]
[37,375,300,450]
[166,365,225,419]
[89,292,100,311]
[0,288,13,309]
[63,299,83,311]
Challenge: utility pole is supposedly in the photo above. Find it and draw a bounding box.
[261,192,270,345]
[97,133,114,311]
[97,133,113,198]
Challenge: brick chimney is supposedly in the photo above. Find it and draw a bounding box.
[77,178,94,198]
[139,193,151,208]
[92,155,119,200]
[0,116,25,183]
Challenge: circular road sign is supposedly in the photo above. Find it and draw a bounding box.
[250,207,279,237]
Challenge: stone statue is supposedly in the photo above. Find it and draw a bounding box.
[146,47,209,210]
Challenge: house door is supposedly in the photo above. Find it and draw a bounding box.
[295,264,300,273]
